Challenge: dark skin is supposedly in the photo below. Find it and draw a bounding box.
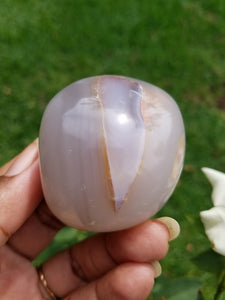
[0,141,175,300]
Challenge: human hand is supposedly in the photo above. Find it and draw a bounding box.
[0,140,180,300]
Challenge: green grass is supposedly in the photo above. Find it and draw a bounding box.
[1,0,225,299]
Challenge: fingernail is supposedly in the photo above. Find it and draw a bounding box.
[157,217,180,241]
[151,261,162,278]
[5,139,39,176]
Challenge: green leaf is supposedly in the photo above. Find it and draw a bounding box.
[33,227,92,267]
[192,249,225,274]
[152,277,202,300]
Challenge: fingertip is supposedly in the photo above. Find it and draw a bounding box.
[106,219,170,262]
[151,261,162,278]
[155,217,180,241]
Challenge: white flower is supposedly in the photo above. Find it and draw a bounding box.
[200,168,225,256]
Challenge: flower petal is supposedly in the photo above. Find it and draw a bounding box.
[202,167,225,207]
[200,206,225,256]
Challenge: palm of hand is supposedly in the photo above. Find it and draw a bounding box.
[0,200,170,300]
[0,141,174,300]
[0,245,42,299]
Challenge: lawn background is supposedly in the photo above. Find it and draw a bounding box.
[1,0,225,299]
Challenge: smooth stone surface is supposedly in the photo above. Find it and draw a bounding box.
[39,75,185,232]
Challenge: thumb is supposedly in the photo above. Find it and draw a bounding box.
[0,140,43,247]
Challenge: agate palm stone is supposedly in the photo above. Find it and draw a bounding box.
[39,75,185,232]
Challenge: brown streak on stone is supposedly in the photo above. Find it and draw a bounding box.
[138,85,147,175]
[96,77,116,212]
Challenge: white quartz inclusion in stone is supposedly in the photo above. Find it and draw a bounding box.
[99,77,146,210]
